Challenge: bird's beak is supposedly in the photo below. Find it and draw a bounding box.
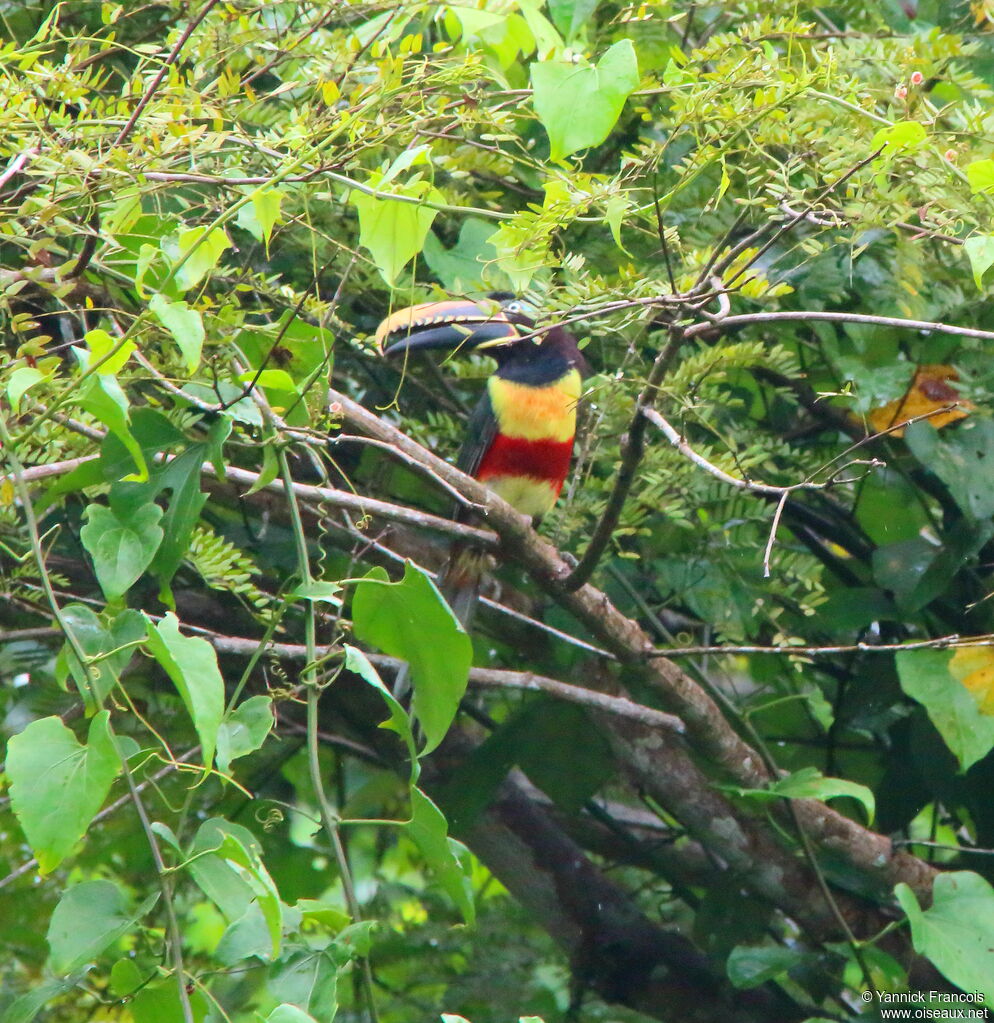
[375,298,522,356]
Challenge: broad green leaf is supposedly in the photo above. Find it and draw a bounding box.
[966,158,994,194]
[6,712,123,873]
[77,374,148,481]
[422,217,510,292]
[236,368,298,393]
[290,579,342,605]
[344,645,418,776]
[266,1007,317,1023]
[130,980,209,1023]
[147,443,210,603]
[721,767,874,823]
[770,767,874,823]
[56,604,146,712]
[165,226,232,291]
[236,185,285,252]
[964,234,994,290]
[267,950,339,1023]
[351,563,472,753]
[48,880,156,972]
[188,818,260,922]
[85,327,135,375]
[870,119,927,153]
[144,612,224,768]
[406,787,475,925]
[0,978,81,1023]
[149,294,205,372]
[217,695,274,774]
[895,872,994,1004]
[80,500,164,601]
[7,366,44,413]
[896,649,994,770]
[547,0,598,39]
[905,419,994,520]
[351,180,441,284]
[726,944,804,988]
[214,831,283,957]
[531,39,639,161]
[109,958,146,997]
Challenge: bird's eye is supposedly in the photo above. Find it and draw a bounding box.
[505,301,522,313]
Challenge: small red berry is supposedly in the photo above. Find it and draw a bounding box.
[910,71,924,85]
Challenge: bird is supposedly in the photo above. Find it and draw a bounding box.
[376,293,587,627]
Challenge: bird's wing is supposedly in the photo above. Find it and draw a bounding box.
[456,387,498,481]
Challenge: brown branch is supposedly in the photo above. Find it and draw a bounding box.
[683,309,994,344]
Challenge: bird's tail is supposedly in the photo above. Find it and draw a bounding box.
[438,543,490,630]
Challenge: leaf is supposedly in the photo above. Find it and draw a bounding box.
[147,442,210,602]
[344,645,418,776]
[149,294,206,372]
[217,695,274,774]
[966,158,994,194]
[865,364,970,436]
[949,646,994,714]
[144,612,225,768]
[870,119,927,153]
[895,872,994,1004]
[905,418,994,520]
[236,186,285,253]
[547,0,598,39]
[80,500,164,601]
[0,978,81,1023]
[406,787,475,925]
[769,767,875,823]
[187,818,260,922]
[57,605,146,712]
[77,374,148,481]
[130,980,209,1023]
[351,563,472,754]
[213,831,283,957]
[289,580,342,605]
[267,950,339,1023]
[85,327,135,375]
[266,1007,318,1023]
[6,712,123,873]
[722,766,875,823]
[726,944,804,988]
[165,226,232,292]
[351,179,441,284]
[47,880,156,972]
[896,649,994,770]
[531,39,639,160]
[7,366,45,413]
[964,234,994,289]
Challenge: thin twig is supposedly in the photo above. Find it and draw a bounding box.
[112,0,223,149]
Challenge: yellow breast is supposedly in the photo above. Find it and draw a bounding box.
[488,370,581,443]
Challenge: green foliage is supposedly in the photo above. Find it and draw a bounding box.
[352,564,473,754]
[6,713,127,873]
[895,872,994,1004]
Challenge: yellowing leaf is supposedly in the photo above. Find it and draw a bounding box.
[950,647,994,715]
[866,365,971,437]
